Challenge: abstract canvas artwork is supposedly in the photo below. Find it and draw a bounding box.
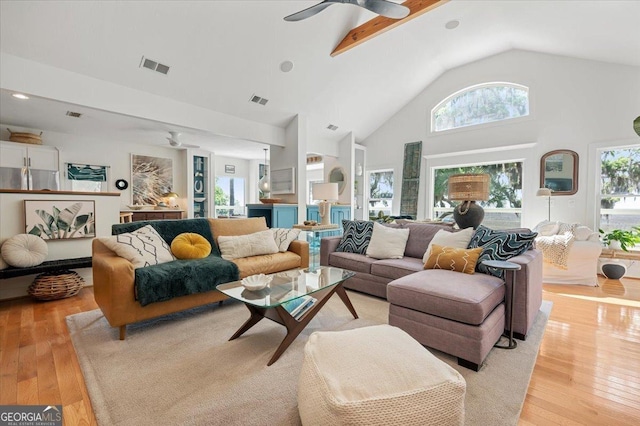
[131,154,173,205]
[25,200,95,240]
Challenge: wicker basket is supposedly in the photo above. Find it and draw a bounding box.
[28,270,84,301]
[7,128,43,145]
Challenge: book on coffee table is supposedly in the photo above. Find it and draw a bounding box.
[282,295,316,318]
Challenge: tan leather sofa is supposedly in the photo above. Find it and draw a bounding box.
[92,217,309,339]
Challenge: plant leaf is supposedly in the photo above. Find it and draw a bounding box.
[35,209,58,235]
[57,202,82,231]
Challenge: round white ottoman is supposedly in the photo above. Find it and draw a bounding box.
[298,324,466,426]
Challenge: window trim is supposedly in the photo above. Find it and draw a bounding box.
[430,82,530,134]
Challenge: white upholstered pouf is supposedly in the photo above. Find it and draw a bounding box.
[298,324,466,426]
[1,234,48,268]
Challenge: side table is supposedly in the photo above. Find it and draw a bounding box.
[293,224,340,269]
[481,259,521,349]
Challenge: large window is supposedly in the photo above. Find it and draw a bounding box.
[432,83,529,132]
[598,146,640,235]
[433,162,523,229]
[215,177,245,217]
[369,170,393,220]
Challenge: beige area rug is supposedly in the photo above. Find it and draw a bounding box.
[67,291,550,426]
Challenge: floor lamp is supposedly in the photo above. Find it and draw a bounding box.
[313,183,339,226]
[536,188,552,221]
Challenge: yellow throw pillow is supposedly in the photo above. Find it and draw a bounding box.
[424,244,482,274]
[171,233,212,260]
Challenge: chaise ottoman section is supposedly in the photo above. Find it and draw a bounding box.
[387,269,505,325]
[298,325,466,426]
[387,270,506,370]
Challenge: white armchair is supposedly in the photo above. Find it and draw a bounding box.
[534,221,602,286]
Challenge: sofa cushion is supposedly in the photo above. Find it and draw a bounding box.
[422,227,475,263]
[403,223,451,259]
[134,255,239,306]
[171,233,212,259]
[366,222,410,259]
[370,257,425,280]
[424,245,483,274]
[99,225,175,269]
[113,218,220,256]
[336,220,374,255]
[329,252,378,274]
[209,217,268,244]
[218,230,279,260]
[233,251,301,278]
[272,228,301,252]
[469,225,537,277]
[387,269,505,325]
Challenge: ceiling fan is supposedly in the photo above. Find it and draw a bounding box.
[166,131,200,149]
[284,0,410,22]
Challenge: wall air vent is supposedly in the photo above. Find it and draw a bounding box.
[140,56,171,75]
[66,111,82,118]
[249,94,269,106]
[327,124,339,131]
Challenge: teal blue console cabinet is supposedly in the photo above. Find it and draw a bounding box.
[306,205,351,229]
[246,204,298,228]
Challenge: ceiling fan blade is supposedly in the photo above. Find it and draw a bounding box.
[362,0,410,19]
[284,1,334,22]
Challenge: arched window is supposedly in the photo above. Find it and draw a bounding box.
[431,82,529,132]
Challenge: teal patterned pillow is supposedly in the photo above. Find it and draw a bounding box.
[469,225,537,277]
[336,220,374,254]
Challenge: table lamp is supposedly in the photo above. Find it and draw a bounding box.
[313,183,339,226]
[163,191,180,208]
[448,174,490,229]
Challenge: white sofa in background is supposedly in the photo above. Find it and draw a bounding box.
[534,221,602,286]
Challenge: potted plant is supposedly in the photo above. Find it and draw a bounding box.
[599,227,640,252]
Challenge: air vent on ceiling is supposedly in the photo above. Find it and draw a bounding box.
[307,155,323,164]
[249,94,269,106]
[66,111,82,118]
[327,124,339,131]
[140,56,171,75]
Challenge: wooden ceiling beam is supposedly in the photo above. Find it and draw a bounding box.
[331,0,450,57]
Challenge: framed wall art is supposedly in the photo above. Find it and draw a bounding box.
[131,154,173,205]
[24,200,95,240]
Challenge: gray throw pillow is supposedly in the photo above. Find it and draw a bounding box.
[468,225,537,277]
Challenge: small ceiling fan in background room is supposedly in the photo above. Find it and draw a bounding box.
[166,131,200,149]
[284,0,410,21]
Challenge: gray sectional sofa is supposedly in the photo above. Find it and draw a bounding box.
[320,221,543,371]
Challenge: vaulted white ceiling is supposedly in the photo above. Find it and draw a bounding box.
[1,1,639,158]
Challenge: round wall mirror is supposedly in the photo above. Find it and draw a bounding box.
[329,166,346,195]
[540,149,579,195]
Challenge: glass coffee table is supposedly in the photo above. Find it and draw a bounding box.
[217,266,357,365]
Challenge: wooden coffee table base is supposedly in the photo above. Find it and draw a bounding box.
[229,283,358,366]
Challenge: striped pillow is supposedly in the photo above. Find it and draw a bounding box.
[468,225,537,277]
[335,220,374,255]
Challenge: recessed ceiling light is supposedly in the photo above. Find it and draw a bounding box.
[12,93,29,100]
[445,20,460,30]
[280,60,294,73]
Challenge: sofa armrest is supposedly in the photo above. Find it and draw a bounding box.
[506,248,543,338]
[92,239,137,327]
[288,240,310,269]
[320,236,342,266]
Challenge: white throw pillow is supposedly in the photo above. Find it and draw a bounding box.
[573,225,594,241]
[533,221,560,236]
[1,234,48,268]
[97,225,175,269]
[422,227,475,264]
[366,222,410,259]
[218,230,279,260]
[272,228,301,252]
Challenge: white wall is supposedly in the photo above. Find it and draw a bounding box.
[362,50,640,229]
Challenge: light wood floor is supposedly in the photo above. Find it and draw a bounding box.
[1,277,640,425]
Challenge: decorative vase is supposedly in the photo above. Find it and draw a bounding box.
[602,263,626,280]
[608,240,623,251]
[453,201,485,229]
